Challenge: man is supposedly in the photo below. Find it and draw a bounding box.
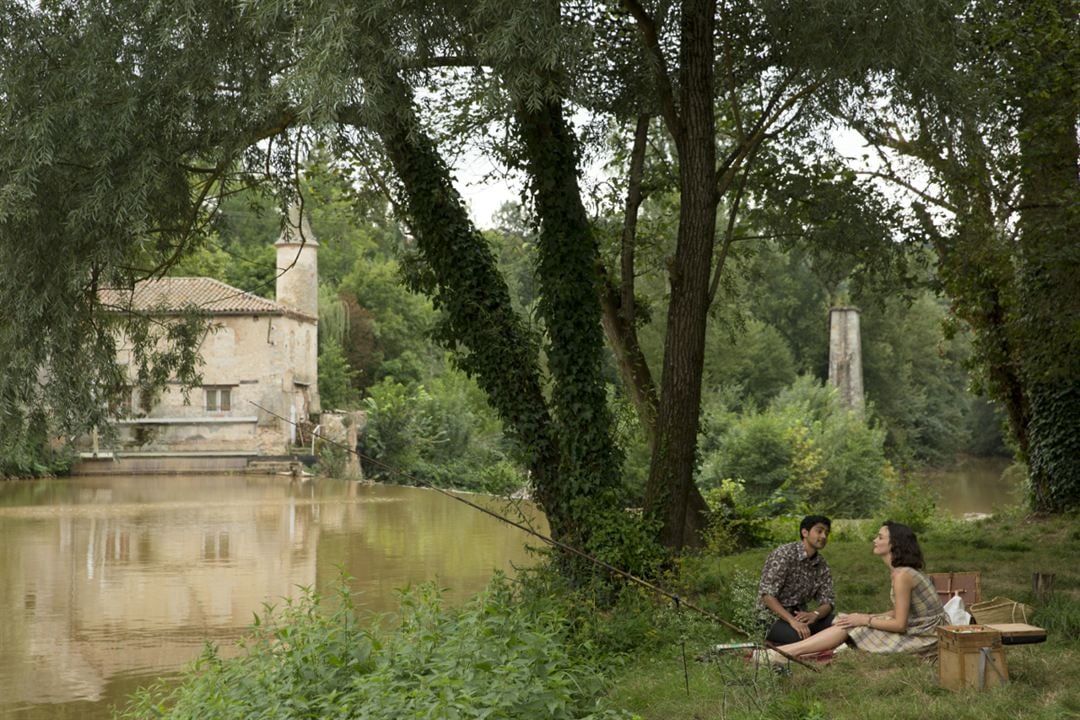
[756,514,835,644]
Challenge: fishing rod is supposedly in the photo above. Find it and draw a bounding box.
[249,400,816,671]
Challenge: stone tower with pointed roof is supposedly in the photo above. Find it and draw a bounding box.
[275,204,319,319]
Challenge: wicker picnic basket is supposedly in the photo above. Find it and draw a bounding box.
[970,596,1035,624]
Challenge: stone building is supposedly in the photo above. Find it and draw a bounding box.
[81,212,320,472]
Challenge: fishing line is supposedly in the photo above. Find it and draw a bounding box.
[249,400,816,671]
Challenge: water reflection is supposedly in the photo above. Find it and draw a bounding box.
[0,476,545,719]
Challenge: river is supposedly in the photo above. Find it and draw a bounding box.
[0,475,547,719]
[919,455,1019,516]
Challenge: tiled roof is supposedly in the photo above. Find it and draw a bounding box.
[100,277,287,316]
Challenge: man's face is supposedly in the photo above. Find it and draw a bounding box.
[802,523,829,551]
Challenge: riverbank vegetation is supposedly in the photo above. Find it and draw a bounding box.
[115,511,1080,719]
[117,576,632,720]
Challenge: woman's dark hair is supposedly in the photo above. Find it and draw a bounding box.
[884,520,925,569]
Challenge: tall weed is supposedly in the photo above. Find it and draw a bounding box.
[116,575,630,720]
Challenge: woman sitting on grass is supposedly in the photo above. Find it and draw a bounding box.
[763,521,948,661]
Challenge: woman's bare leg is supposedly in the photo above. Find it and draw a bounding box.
[773,625,850,657]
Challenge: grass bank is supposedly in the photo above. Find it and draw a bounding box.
[605,512,1080,719]
[112,512,1079,719]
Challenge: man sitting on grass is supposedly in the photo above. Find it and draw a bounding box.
[756,515,835,644]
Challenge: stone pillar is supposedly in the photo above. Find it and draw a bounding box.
[828,306,864,415]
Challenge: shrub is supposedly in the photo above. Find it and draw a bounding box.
[700,481,773,555]
[881,473,939,533]
[0,410,73,479]
[317,336,360,410]
[362,378,422,480]
[698,376,891,518]
[313,440,350,479]
[710,567,764,637]
[117,577,631,720]
[361,373,525,494]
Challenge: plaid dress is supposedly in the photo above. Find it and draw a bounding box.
[848,566,948,655]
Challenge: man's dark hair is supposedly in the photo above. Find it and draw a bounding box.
[799,515,831,538]
[884,520,925,569]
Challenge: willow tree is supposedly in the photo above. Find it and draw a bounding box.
[0,0,644,568]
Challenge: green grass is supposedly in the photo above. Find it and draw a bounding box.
[603,513,1080,719]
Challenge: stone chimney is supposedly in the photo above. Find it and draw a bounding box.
[275,204,319,318]
[828,306,864,415]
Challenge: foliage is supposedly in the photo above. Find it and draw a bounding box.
[881,474,940,534]
[360,374,525,494]
[0,410,73,479]
[698,377,890,518]
[859,292,974,467]
[317,336,361,411]
[512,561,689,658]
[608,386,653,505]
[699,482,773,556]
[362,379,424,480]
[170,190,280,298]
[117,577,631,720]
[312,441,351,479]
[842,0,1080,511]
[339,247,441,390]
[702,320,799,409]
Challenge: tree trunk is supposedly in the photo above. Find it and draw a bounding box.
[515,97,627,550]
[1014,0,1080,512]
[599,281,658,450]
[642,0,716,549]
[362,77,568,535]
[600,114,658,451]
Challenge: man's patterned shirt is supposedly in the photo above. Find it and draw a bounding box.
[755,541,835,622]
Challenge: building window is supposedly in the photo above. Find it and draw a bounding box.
[205,386,232,412]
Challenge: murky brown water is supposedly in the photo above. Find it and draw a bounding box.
[920,456,1020,516]
[0,475,546,719]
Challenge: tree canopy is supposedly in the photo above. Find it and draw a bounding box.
[1,0,1075,548]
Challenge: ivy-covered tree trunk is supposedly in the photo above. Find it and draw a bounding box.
[514,99,626,547]
[642,0,717,549]
[361,78,571,536]
[933,210,1031,461]
[1013,0,1080,512]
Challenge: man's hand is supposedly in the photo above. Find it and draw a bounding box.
[790,619,811,639]
[793,610,818,624]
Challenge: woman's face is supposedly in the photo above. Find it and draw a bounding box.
[872,526,891,557]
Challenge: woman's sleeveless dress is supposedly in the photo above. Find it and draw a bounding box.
[848,566,948,655]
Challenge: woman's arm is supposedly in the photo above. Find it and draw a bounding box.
[835,570,913,633]
[871,570,913,633]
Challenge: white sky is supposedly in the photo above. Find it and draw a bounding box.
[452,153,521,230]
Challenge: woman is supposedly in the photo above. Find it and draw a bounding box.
[762,521,948,661]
